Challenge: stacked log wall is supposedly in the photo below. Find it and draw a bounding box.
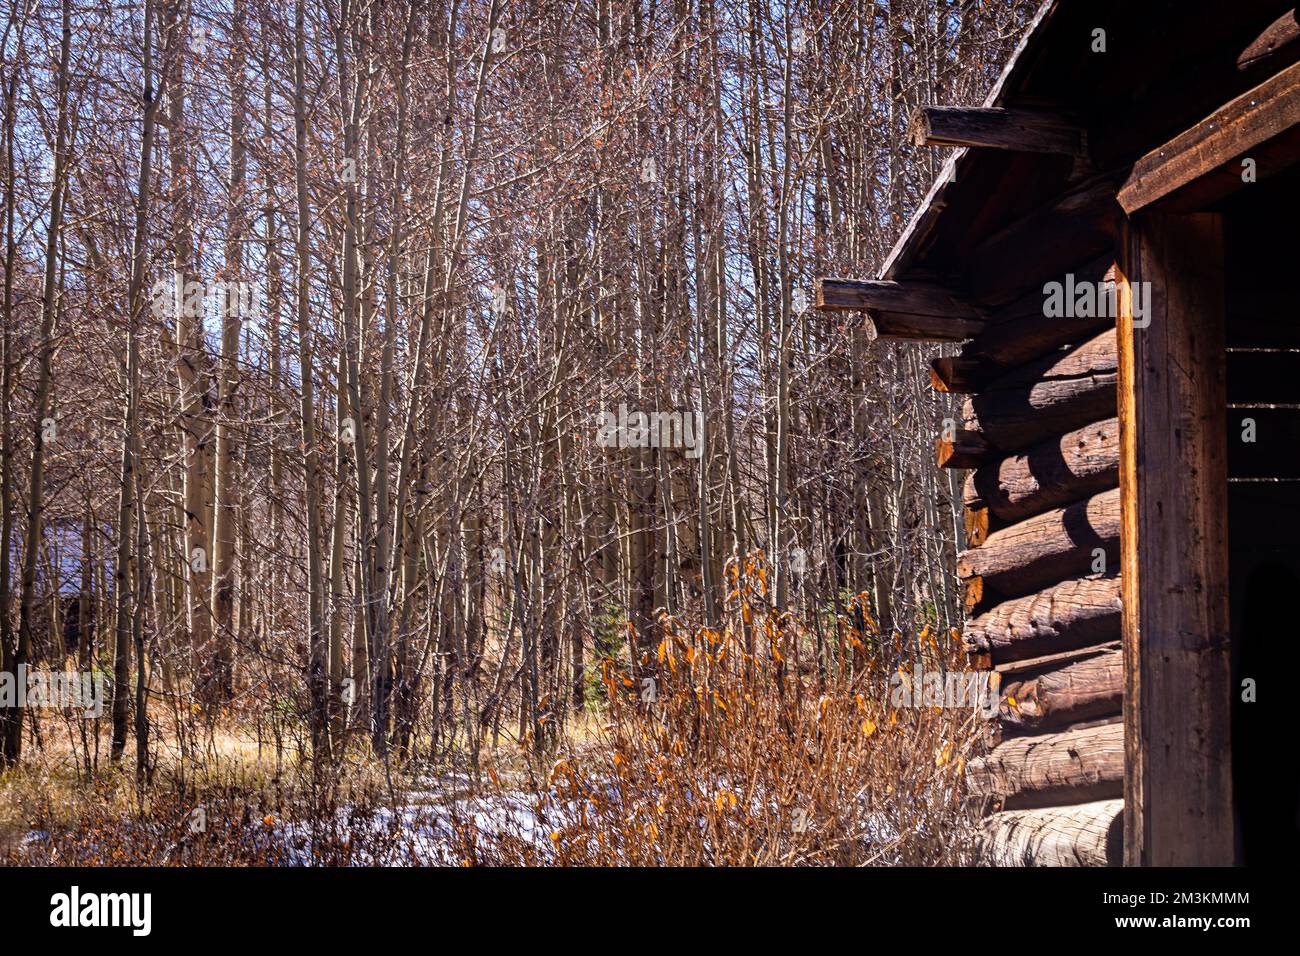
[933,260,1124,866]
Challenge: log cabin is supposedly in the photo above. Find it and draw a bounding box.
[816,0,1300,866]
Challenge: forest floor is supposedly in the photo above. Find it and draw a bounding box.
[0,679,983,867]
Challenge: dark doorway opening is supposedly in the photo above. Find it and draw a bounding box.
[1221,165,1300,865]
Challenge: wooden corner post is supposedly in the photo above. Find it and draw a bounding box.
[1117,214,1234,866]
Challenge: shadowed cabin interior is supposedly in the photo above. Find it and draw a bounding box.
[1223,166,1300,867]
[815,0,1300,865]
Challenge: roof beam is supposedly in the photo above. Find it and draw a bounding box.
[909,106,1085,156]
[870,311,986,342]
[965,175,1120,304]
[929,356,987,393]
[1117,58,1300,213]
[815,277,981,317]
[815,278,986,342]
[1237,8,1300,70]
[936,428,994,470]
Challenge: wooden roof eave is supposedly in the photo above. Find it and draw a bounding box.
[880,0,1063,284]
[815,277,988,342]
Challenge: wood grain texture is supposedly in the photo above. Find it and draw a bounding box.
[967,721,1124,809]
[909,106,1085,155]
[1000,648,1123,732]
[978,799,1122,867]
[962,259,1117,372]
[1119,214,1233,866]
[869,310,986,342]
[930,355,986,393]
[1118,59,1300,213]
[964,574,1121,664]
[814,278,982,317]
[965,417,1119,522]
[957,488,1120,599]
[962,330,1117,453]
[967,176,1121,304]
[936,428,996,470]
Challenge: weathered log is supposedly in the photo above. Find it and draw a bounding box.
[962,330,1117,453]
[999,648,1123,733]
[977,799,1122,867]
[958,261,1118,377]
[815,278,982,317]
[908,106,1086,155]
[967,176,1121,304]
[1118,59,1300,213]
[967,721,1124,809]
[995,641,1121,676]
[930,356,986,393]
[964,574,1121,664]
[957,489,1121,599]
[963,505,991,548]
[965,418,1119,523]
[1237,9,1300,70]
[936,428,996,470]
[963,313,1115,384]
[870,310,986,342]
[984,328,1116,391]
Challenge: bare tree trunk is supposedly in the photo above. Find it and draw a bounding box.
[166,0,212,689]
[0,1,28,764]
[208,0,248,700]
[3,0,70,763]
[294,0,328,760]
[113,0,160,765]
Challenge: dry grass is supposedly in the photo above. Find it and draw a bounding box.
[2,559,984,866]
[449,560,984,866]
[0,718,417,865]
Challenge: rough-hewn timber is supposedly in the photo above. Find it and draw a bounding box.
[966,176,1120,303]
[1120,214,1233,866]
[962,330,1117,452]
[908,105,1085,155]
[967,721,1124,808]
[966,417,1119,522]
[957,488,1121,599]
[964,574,1121,664]
[977,799,1122,867]
[1118,59,1300,213]
[964,505,991,548]
[869,310,987,342]
[959,260,1117,374]
[999,648,1123,733]
[814,278,982,318]
[936,428,996,470]
[930,355,986,393]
